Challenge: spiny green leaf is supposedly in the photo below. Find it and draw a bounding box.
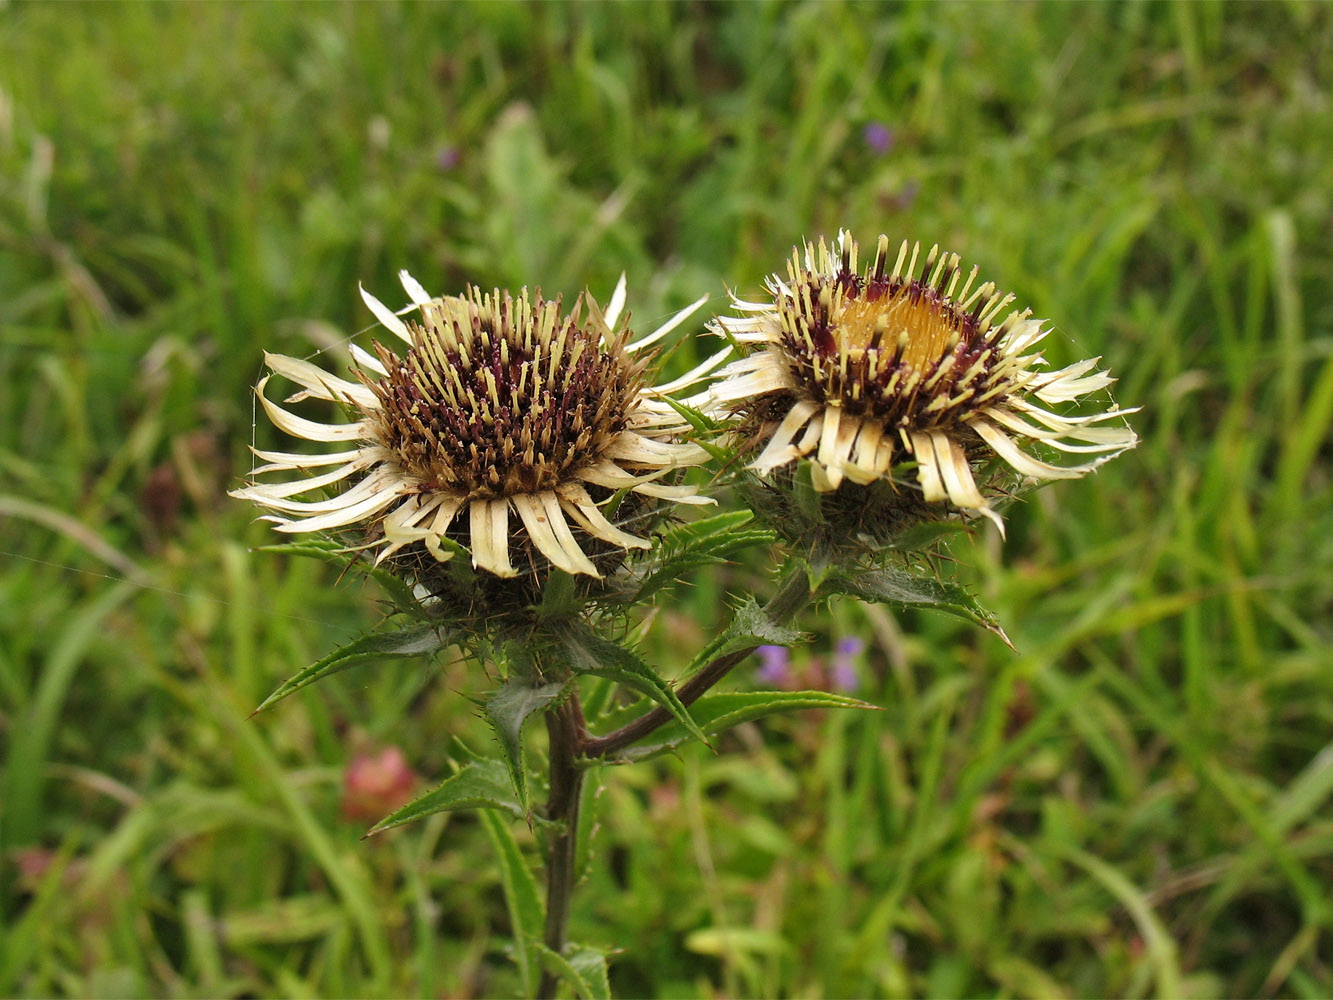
[254,539,425,613]
[251,622,452,715]
[659,509,762,545]
[534,942,612,1000]
[792,462,825,523]
[566,943,612,1000]
[366,758,523,835]
[802,546,839,590]
[820,566,1012,647]
[630,553,731,604]
[447,736,485,764]
[683,597,805,679]
[537,568,581,620]
[883,518,972,552]
[484,679,568,814]
[608,689,880,763]
[560,626,710,748]
[479,809,544,996]
[367,568,430,616]
[256,538,350,561]
[630,510,776,602]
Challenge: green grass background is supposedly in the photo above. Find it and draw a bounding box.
[2,2,1331,997]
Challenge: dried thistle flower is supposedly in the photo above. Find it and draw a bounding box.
[711,231,1137,531]
[234,274,725,579]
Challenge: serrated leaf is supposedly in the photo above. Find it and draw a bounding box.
[255,539,345,559]
[792,462,825,523]
[537,569,580,619]
[367,567,430,615]
[251,623,452,715]
[567,944,612,1000]
[560,626,710,748]
[610,689,879,762]
[534,943,612,1000]
[882,518,971,552]
[631,553,729,604]
[652,511,774,559]
[630,512,776,603]
[479,809,544,996]
[820,566,1012,647]
[658,509,755,545]
[367,758,523,834]
[726,529,783,547]
[484,679,568,814]
[802,550,839,590]
[683,597,804,679]
[447,736,485,764]
[255,540,425,614]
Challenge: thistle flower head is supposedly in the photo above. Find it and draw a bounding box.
[234,273,722,582]
[367,287,646,499]
[711,231,1137,533]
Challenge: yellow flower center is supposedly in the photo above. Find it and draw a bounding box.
[771,239,1024,428]
[833,293,959,373]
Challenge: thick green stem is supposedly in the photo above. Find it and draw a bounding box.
[537,694,586,999]
[534,569,812,995]
[579,567,812,759]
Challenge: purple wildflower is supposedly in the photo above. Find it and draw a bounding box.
[435,145,461,171]
[756,645,791,686]
[830,636,864,693]
[862,121,894,155]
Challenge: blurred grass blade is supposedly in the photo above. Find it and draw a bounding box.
[219,688,392,985]
[480,809,544,997]
[1057,845,1183,1000]
[0,838,79,990]
[1270,741,1333,835]
[0,496,148,584]
[2,580,139,850]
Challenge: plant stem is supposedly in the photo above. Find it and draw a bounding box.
[537,693,586,999]
[535,569,811,996]
[579,567,812,759]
